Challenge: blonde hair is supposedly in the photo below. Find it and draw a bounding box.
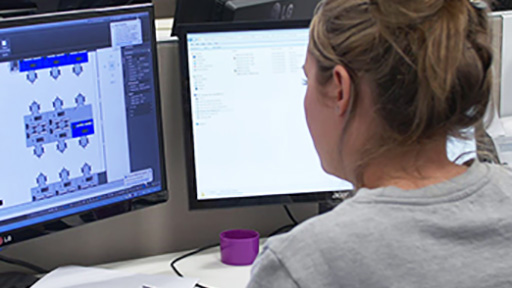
[309,0,493,185]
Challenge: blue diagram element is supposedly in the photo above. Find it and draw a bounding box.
[36,173,47,187]
[53,97,64,111]
[31,163,100,201]
[72,64,83,76]
[59,168,70,181]
[31,173,54,200]
[79,136,89,148]
[50,67,61,80]
[30,101,40,115]
[57,139,67,153]
[81,163,91,176]
[75,93,85,106]
[19,52,88,72]
[28,101,45,158]
[25,94,94,157]
[34,145,44,158]
[72,120,94,138]
[27,70,38,84]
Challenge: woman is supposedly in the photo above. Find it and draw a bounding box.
[247,0,512,287]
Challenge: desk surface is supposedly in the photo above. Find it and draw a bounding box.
[98,245,253,288]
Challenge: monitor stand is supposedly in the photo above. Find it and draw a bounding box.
[0,272,38,288]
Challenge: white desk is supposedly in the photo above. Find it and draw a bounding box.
[98,245,254,288]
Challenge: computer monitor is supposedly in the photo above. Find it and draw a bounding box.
[494,0,512,11]
[0,1,37,18]
[0,4,167,248]
[171,0,321,36]
[54,0,151,12]
[178,21,482,210]
[179,21,353,210]
[0,1,151,17]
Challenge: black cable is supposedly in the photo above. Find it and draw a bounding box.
[267,205,301,237]
[268,223,295,237]
[196,282,210,288]
[284,205,298,225]
[170,222,295,286]
[170,243,219,288]
[170,206,299,286]
[0,254,48,274]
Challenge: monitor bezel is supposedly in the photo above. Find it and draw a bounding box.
[0,3,168,247]
[171,0,216,36]
[178,20,353,210]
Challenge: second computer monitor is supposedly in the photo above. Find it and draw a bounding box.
[179,21,353,209]
[0,4,167,247]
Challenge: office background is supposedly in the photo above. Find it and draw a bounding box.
[0,3,319,272]
[0,2,505,274]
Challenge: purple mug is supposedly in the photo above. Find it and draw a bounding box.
[220,229,260,266]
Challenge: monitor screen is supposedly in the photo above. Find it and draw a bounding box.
[0,4,167,247]
[179,21,353,209]
[179,21,481,210]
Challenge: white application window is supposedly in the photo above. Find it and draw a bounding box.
[187,29,353,200]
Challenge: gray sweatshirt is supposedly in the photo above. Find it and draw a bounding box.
[247,161,512,288]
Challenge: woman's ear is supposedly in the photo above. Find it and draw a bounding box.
[332,65,352,116]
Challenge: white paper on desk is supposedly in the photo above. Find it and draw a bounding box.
[31,266,198,288]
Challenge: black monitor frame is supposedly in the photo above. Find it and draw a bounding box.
[171,0,321,36]
[494,0,512,10]
[178,20,353,210]
[0,1,37,17]
[0,4,168,248]
[171,0,215,36]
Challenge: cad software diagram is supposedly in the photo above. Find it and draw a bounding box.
[0,47,131,210]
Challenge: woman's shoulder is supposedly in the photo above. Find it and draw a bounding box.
[266,199,380,256]
[479,162,512,194]
[485,162,512,179]
[266,161,512,255]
